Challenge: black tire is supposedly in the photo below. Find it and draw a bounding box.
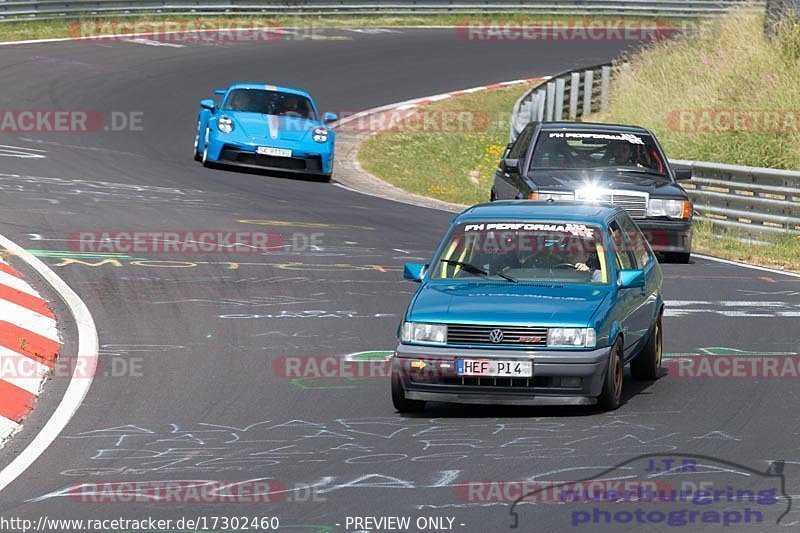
[664,252,691,264]
[314,173,332,183]
[193,121,203,161]
[631,315,662,381]
[201,148,213,168]
[391,372,426,413]
[597,339,624,411]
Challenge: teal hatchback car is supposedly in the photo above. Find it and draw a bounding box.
[392,201,664,412]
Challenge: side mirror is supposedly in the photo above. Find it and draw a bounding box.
[618,269,645,289]
[504,158,520,173]
[200,99,216,111]
[674,168,692,181]
[403,263,427,282]
[323,112,339,124]
[214,89,227,96]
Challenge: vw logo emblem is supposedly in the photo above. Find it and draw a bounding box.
[489,329,504,344]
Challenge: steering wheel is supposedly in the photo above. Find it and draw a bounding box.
[553,263,575,269]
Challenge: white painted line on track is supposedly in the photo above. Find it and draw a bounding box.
[0,235,98,495]
[692,253,800,279]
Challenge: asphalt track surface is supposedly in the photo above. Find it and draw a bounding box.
[0,27,799,533]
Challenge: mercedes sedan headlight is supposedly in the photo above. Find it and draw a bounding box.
[647,198,691,219]
[548,327,596,348]
[534,191,575,201]
[217,116,234,134]
[401,322,447,345]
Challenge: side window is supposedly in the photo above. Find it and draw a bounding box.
[617,214,651,268]
[609,221,636,270]
[508,125,534,160]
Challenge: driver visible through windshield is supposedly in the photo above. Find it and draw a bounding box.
[531,130,667,175]
[223,89,317,119]
[432,222,608,284]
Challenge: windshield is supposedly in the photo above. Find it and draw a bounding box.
[431,222,609,284]
[530,130,667,175]
[222,89,317,119]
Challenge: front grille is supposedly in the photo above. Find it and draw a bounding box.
[409,374,550,387]
[220,148,322,173]
[447,324,548,347]
[601,193,647,219]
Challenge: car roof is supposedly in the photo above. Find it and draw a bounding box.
[226,82,312,98]
[537,121,652,135]
[455,200,621,226]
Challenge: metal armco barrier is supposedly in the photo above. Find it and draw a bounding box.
[0,0,765,23]
[671,159,800,235]
[508,61,800,237]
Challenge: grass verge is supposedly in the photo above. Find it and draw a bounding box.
[359,85,525,206]
[595,9,800,169]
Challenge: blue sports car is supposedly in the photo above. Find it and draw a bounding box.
[194,83,338,181]
[393,201,664,412]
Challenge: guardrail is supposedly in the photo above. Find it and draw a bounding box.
[508,61,800,237]
[0,0,766,23]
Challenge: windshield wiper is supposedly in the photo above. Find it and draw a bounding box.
[609,167,670,179]
[440,259,518,283]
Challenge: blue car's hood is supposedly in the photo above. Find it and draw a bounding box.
[227,112,318,142]
[408,282,610,327]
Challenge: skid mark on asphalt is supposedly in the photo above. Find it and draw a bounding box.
[665,300,800,317]
[0,145,46,159]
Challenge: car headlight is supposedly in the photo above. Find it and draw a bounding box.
[312,127,329,143]
[647,198,691,219]
[535,191,575,202]
[401,322,447,345]
[217,116,234,134]
[548,328,596,348]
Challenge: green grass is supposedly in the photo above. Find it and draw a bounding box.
[0,14,692,42]
[595,9,800,169]
[692,220,800,271]
[359,85,527,206]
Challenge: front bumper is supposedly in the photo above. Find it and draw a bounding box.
[635,219,692,254]
[394,344,611,406]
[216,147,329,175]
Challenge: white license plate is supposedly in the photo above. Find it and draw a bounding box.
[257,146,292,158]
[457,359,532,377]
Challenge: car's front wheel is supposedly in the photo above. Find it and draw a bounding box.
[631,315,662,380]
[597,339,624,411]
[193,120,203,161]
[391,372,425,413]
[201,147,213,168]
